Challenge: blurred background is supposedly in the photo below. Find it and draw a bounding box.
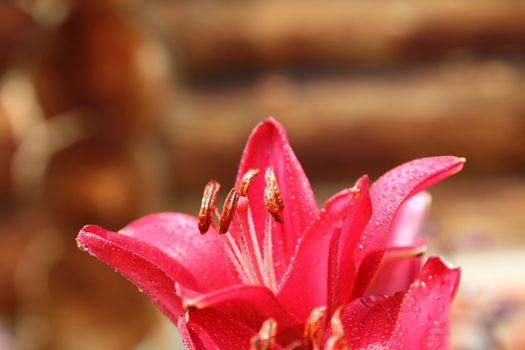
[0,0,524,349]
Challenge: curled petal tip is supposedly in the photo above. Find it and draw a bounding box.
[449,156,466,171]
[428,255,459,271]
[453,157,466,172]
[75,238,86,251]
[77,224,105,241]
[255,117,288,138]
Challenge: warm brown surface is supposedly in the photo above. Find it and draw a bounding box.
[166,61,525,190]
[156,1,525,77]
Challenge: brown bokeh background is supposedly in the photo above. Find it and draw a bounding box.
[0,1,524,349]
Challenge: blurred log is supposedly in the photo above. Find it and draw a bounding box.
[0,105,14,198]
[33,0,170,138]
[156,0,525,78]
[0,4,34,75]
[164,61,525,190]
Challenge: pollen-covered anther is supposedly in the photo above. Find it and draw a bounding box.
[238,168,260,196]
[264,168,284,223]
[325,307,348,350]
[250,318,277,350]
[219,188,240,234]
[303,306,327,350]
[198,179,221,234]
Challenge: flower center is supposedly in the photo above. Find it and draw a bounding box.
[250,307,348,350]
[198,168,284,292]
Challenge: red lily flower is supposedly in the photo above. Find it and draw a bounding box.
[77,118,464,349]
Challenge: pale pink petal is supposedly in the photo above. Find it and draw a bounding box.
[336,257,460,349]
[389,191,432,248]
[233,118,319,281]
[365,244,425,296]
[278,176,371,322]
[349,156,464,297]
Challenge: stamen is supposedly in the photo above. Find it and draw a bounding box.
[219,188,240,234]
[198,180,220,234]
[198,170,280,291]
[303,306,328,349]
[219,233,253,284]
[263,214,278,291]
[284,341,303,350]
[264,168,284,223]
[250,318,277,350]
[235,198,265,284]
[238,168,260,196]
[325,307,348,350]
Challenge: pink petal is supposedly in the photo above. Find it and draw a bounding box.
[118,213,240,291]
[350,156,464,297]
[335,177,372,307]
[77,226,183,322]
[178,316,205,350]
[337,257,460,349]
[234,118,319,281]
[76,213,240,320]
[365,244,425,296]
[395,257,460,349]
[177,283,302,345]
[278,177,370,322]
[388,191,432,248]
[183,308,286,350]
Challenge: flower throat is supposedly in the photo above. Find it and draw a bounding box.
[198,168,283,292]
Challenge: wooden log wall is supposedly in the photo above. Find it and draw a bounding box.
[165,61,525,189]
[154,1,525,78]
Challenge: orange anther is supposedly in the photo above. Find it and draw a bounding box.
[303,306,327,349]
[219,188,240,234]
[264,168,284,223]
[198,180,220,234]
[238,168,260,196]
[250,318,277,350]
